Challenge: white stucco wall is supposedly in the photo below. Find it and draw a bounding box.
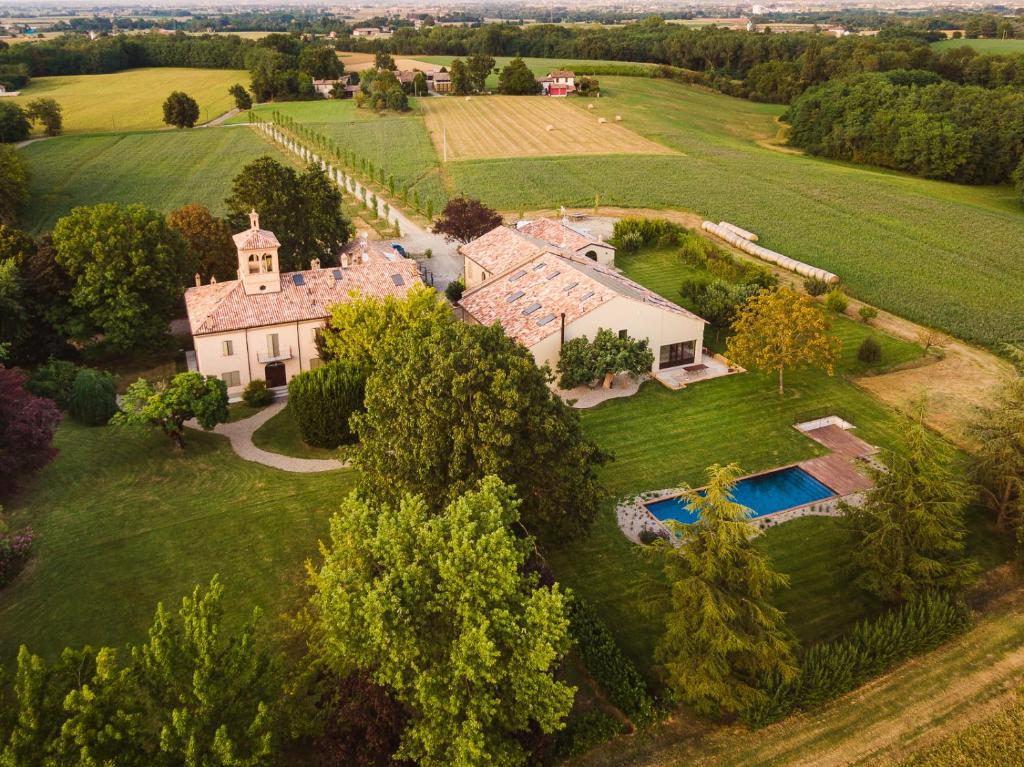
[575,244,615,266]
[464,256,494,289]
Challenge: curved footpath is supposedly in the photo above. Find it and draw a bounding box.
[188,400,346,473]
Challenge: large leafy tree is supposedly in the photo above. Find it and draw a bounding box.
[0,366,61,497]
[309,477,575,766]
[432,196,502,244]
[727,286,841,395]
[133,577,281,765]
[467,53,496,92]
[969,353,1024,539]
[847,405,978,602]
[0,145,29,226]
[448,57,473,95]
[653,463,797,717]
[167,203,238,282]
[225,156,351,271]
[112,371,228,449]
[298,45,341,80]
[52,203,193,353]
[556,328,654,389]
[498,58,541,95]
[352,312,608,539]
[3,231,73,364]
[0,102,30,143]
[161,91,200,128]
[25,98,62,136]
[228,83,252,110]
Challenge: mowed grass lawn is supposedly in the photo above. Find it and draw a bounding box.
[931,37,1024,54]
[420,96,672,160]
[11,68,248,133]
[447,76,1024,348]
[547,245,1011,684]
[252,405,340,460]
[0,422,355,665]
[19,126,274,233]
[235,99,449,213]
[416,55,653,89]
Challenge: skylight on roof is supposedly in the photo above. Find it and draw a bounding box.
[580,291,595,301]
[292,274,306,286]
[506,290,525,303]
[564,281,579,292]
[537,313,556,326]
[547,271,561,280]
[391,274,404,286]
[521,303,542,316]
[509,269,528,282]
[533,262,546,270]
[332,269,343,280]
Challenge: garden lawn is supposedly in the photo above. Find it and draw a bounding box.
[0,421,355,664]
[547,243,1007,684]
[19,126,275,234]
[235,99,448,213]
[415,56,654,89]
[252,405,340,460]
[11,68,248,133]
[446,76,1024,348]
[930,37,1024,54]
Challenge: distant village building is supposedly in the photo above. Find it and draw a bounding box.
[185,212,421,396]
[539,70,575,96]
[458,224,706,375]
[351,26,392,39]
[312,76,349,98]
[430,70,452,93]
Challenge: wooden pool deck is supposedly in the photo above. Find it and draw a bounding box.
[798,425,877,496]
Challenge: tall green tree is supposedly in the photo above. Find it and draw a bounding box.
[112,371,228,449]
[53,203,192,353]
[0,102,30,143]
[448,58,473,95]
[847,406,978,602]
[498,58,541,95]
[309,477,575,766]
[167,203,238,282]
[133,577,280,766]
[225,156,351,271]
[0,145,29,226]
[556,328,654,389]
[162,91,200,128]
[653,463,797,717]
[25,97,62,136]
[298,45,341,79]
[466,53,495,92]
[352,312,608,539]
[968,353,1024,541]
[228,83,252,110]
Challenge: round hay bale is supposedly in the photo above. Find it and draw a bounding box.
[615,115,622,122]
[587,104,594,110]
[598,117,607,124]
[465,96,472,101]
[545,124,554,131]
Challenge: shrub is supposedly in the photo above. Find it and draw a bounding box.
[679,274,714,303]
[444,277,465,303]
[288,360,365,448]
[617,230,644,253]
[0,523,34,588]
[825,288,849,314]
[566,593,657,728]
[744,592,971,727]
[553,711,624,759]
[556,337,596,389]
[857,336,883,364]
[611,217,685,251]
[858,305,879,324]
[242,378,274,407]
[69,368,117,426]
[26,358,78,409]
[638,528,670,545]
[803,276,830,296]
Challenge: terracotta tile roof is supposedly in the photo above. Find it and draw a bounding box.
[518,218,607,253]
[458,253,703,348]
[185,249,422,336]
[232,228,281,250]
[547,69,575,78]
[459,226,550,277]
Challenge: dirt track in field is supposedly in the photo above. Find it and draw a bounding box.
[421,97,675,161]
[518,205,1016,447]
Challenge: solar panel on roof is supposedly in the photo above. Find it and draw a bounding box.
[509,269,527,282]
[521,302,541,316]
[537,314,556,326]
[391,274,404,286]
[506,290,525,303]
[292,274,306,286]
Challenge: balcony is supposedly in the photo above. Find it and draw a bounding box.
[257,346,293,364]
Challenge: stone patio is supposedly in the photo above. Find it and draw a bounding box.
[654,352,742,390]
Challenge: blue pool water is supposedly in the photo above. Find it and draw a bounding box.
[646,466,835,524]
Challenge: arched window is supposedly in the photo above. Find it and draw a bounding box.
[585,250,598,261]
[262,253,273,272]
[248,254,260,274]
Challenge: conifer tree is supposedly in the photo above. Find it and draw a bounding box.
[848,405,978,602]
[653,463,797,717]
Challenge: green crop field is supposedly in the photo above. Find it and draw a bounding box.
[444,76,1024,347]
[931,37,1024,54]
[11,67,249,133]
[235,99,449,213]
[19,126,276,233]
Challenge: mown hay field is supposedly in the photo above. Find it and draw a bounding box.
[446,77,1024,347]
[20,126,273,233]
[11,67,248,133]
[420,95,673,160]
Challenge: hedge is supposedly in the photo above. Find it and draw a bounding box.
[553,711,625,760]
[287,360,365,448]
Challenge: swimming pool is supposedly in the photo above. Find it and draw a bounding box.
[645,466,836,524]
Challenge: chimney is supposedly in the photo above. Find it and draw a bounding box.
[211,275,218,284]
[311,258,321,270]
[340,252,350,268]
[249,209,260,230]
[194,273,201,287]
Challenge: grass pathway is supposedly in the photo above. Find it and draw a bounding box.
[575,584,1024,767]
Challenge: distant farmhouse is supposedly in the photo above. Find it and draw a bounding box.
[458,221,706,374]
[185,212,421,396]
[539,70,575,96]
[351,26,392,39]
[311,76,350,98]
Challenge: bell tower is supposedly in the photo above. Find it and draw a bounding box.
[233,210,282,296]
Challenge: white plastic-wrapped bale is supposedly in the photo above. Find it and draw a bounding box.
[701,221,838,284]
[718,221,759,242]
